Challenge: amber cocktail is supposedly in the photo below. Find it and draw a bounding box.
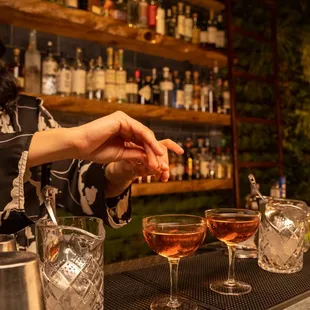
[143,214,207,310]
[206,208,261,296]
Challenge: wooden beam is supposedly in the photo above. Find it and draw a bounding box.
[132,179,233,196]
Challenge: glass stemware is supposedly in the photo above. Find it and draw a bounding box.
[205,208,261,296]
[142,214,207,310]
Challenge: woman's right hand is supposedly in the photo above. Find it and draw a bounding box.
[72,111,183,170]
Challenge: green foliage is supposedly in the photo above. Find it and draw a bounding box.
[234,0,310,203]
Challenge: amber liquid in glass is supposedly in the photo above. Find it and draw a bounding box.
[143,225,206,258]
[207,214,259,245]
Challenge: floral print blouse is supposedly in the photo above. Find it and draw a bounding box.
[0,94,131,235]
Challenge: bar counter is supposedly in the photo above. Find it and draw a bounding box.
[104,247,310,310]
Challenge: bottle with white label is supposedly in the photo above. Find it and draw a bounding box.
[126,76,138,103]
[86,59,95,100]
[156,0,165,35]
[184,5,192,42]
[183,70,193,110]
[71,47,86,97]
[115,49,127,103]
[24,30,41,94]
[94,56,105,100]
[56,53,72,97]
[172,71,184,109]
[9,48,24,91]
[200,15,208,48]
[176,2,185,39]
[160,67,173,107]
[42,41,57,95]
[208,9,217,49]
[216,12,226,49]
[139,76,152,105]
[138,0,148,28]
[200,72,209,112]
[105,47,116,102]
[65,0,78,8]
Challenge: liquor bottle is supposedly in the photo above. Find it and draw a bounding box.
[193,152,201,180]
[200,71,209,112]
[191,13,200,45]
[215,77,223,114]
[139,75,152,104]
[134,69,142,102]
[172,71,184,109]
[94,56,105,100]
[169,152,178,181]
[72,47,86,97]
[24,30,41,94]
[139,0,148,28]
[200,15,208,48]
[222,80,230,114]
[115,49,127,103]
[65,0,78,8]
[112,0,127,21]
[183,71,193,110]
[176,154,185,181]
[156,0,165,35]
[166,6,177,38]
[42,41,57,95]
[208,69,215,113]
[148,0,158,30]
[86,58,95,100]
[90,0,102,15]
[215,147,224,179]
[279,176,286,198]
[184,137,193,180]
[79,0,88,10]
[208,9,217,49]
[184,5,192,43]
[192,71,200,112]
[102,0,114,16]
[150,68,160,105]
[216,12,225,49]
[105,47,115,102]
[199,147,209,179]
[176,2,185,40]
[209,147,216,179]
[56,52,72,97]
[127,0,139,27]
[126,76,138,103]
[159,67,173,107]
[226,148,233,179]
[10,48,24,91]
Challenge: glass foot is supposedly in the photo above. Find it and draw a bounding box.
[210,280,252,296]
[150,297,198,310]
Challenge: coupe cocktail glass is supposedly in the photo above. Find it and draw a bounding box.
[205,208,261,296]
[143,214,207,310]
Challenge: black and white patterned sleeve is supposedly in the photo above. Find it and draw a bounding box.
[0,131,35,233]
[39,103,132,228]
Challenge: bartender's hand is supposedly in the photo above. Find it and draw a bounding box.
[73,111,183,170]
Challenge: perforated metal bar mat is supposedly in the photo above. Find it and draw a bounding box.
[104,251,310,310]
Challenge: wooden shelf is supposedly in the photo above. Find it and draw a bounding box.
[132,179,233,196]
[37,94,231,126]
[0,0,227,68]
[190,0,225,11]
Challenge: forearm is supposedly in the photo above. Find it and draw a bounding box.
[27,128,77,168]
[104,161,134,198]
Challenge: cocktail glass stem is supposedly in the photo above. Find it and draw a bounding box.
[168,258,180,308]
[226,245,236,286]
